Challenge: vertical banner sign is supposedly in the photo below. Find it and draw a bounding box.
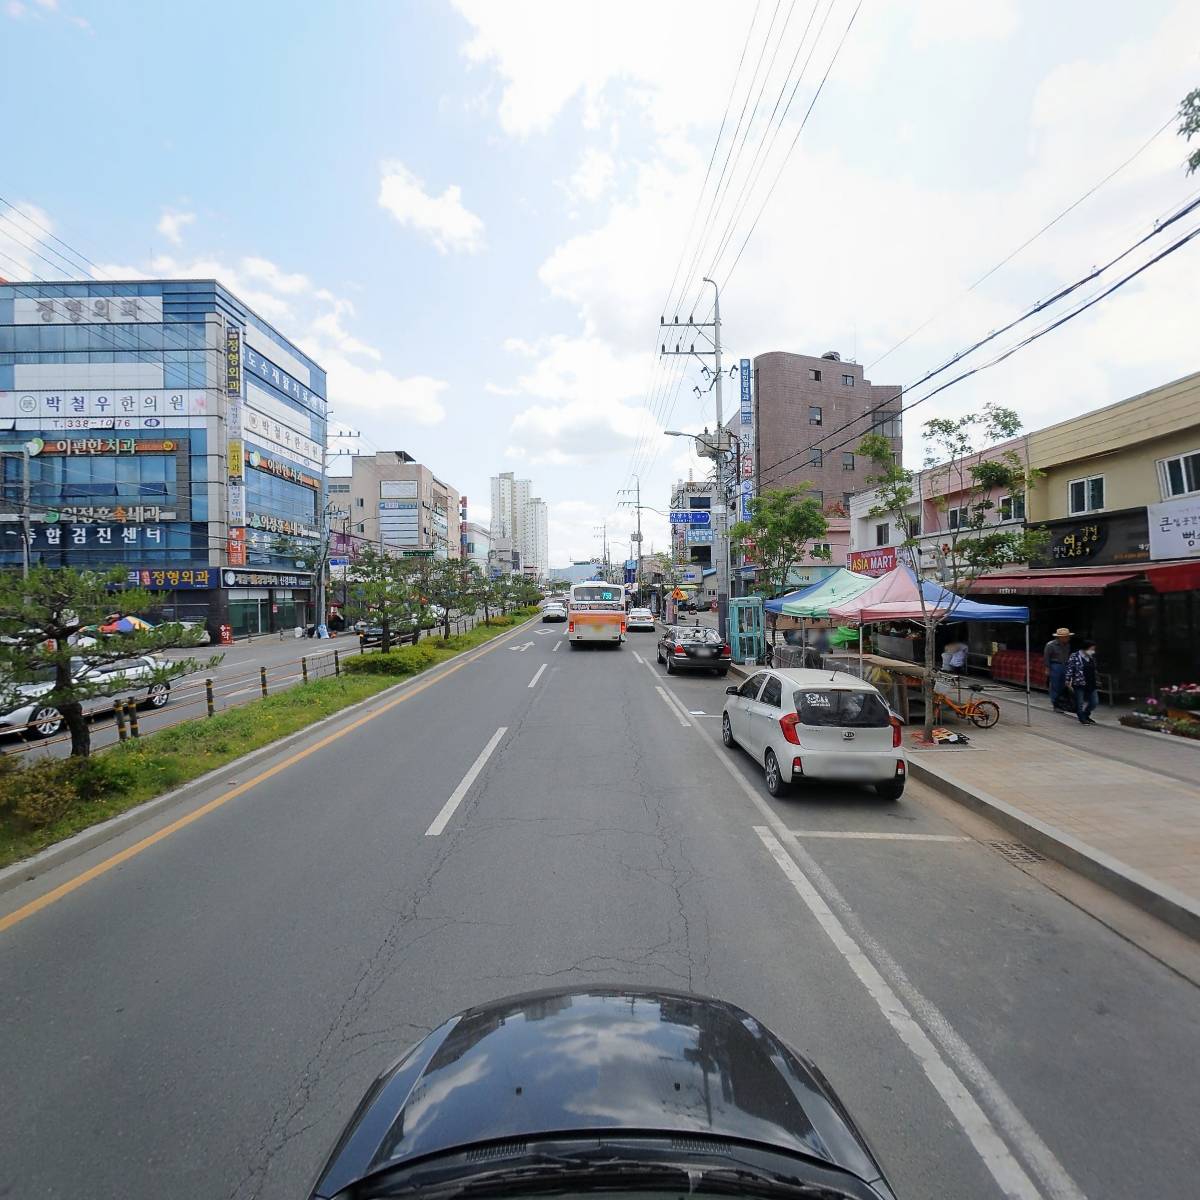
[739,358,752,424]
[225,324,247,566]
[738,358,754,523]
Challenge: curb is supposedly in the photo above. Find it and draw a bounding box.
[0,613,540,899]
[908,757,1200,943]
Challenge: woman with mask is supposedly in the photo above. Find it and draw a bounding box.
[1065,639,1100,725]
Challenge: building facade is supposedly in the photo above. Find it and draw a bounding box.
[342,450,460,560]
[460,520,491,569]
[489,471,548,579]
[751,350,902,508]
[0,278,327,637]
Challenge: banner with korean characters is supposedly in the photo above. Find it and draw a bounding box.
[42,505,177,524]
[1149,497,1200,560]
[15,523,174,551]
[14,295,164,325]
[1,389,211,429]
[125,567,215,591]
[27,435,183,457]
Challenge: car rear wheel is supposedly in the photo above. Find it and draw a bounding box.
[665,656,675,674]
[27,706,63,739]
[875,780,905,801]
[721,713,736,748]
[764,749,788,796]
[143,682,170,709]
[656,649,664,663]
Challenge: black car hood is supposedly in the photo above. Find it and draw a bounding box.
[313,987,888,1197]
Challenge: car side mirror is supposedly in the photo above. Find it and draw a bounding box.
[725,685,739,696]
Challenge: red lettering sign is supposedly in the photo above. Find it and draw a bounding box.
[849,547,897,577]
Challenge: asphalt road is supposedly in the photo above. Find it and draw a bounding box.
[2,619,1198,1199]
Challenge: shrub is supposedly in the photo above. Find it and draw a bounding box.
[0,759,82,829]
[343,643,441,676]
[1167,717,1200,740]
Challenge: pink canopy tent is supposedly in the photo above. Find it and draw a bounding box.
[826,566,945,623]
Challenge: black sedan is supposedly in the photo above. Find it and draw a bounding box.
[309,987,898,1199]
[656,624,731,676]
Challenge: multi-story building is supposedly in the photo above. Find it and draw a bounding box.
[343,450,460,560]
[848,371,1200,690]
[749,349,902,531]
[489,471,549,579]
[0,278,327,637]
[460,520,491,569]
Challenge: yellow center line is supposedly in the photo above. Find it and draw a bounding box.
[0,619,536,935]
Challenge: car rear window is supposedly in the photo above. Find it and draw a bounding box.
[676,627,720,643]
[793,688,890,727]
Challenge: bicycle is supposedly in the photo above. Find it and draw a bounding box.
[932,680,1000,728]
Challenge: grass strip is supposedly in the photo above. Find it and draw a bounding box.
[0,609,540,869]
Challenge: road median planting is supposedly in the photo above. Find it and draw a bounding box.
[0,608,539,869]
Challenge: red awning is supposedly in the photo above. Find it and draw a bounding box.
[1147,561,1200,593]
[969,568,1143,596]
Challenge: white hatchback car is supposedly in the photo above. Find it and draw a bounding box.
[625,607,656,632]
[722,668,907,800]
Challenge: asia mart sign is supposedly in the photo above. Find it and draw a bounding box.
[849,547,896,577]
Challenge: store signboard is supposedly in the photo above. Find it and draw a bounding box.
[126,567,214,590]
[227,526,247,566]
[44,505,176,524]
[225,327,243,397]
[739,358,752,425]
[247,512,319,539]
[0,389,210,420]
[246,448,320,490]
[381,479,417,499]
[227,481,246,526]
[1033,508,1150,568]
[28,436,180,457]
[848,547,897,577]
[14,295,164,325]
[221,568,313,588]
[1148,497,1200,560]
[14,523,170,549]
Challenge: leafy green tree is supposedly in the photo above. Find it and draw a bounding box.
[858,404,1048,740]
[344,546,416,652]
[0,566,218,757]
[1180,87,1200,175]
[729,486,830,642]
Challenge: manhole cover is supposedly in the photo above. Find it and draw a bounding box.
[990,840,1046,865]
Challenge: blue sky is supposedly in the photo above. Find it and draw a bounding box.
[3,0,1198,564]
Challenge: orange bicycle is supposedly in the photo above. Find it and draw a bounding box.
[932,680,1001,728]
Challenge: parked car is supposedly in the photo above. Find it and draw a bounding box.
[722,668,906,800]
[656,625,731,676]
[308,987,898,1200]
[625,606,656,631]
[158,619,211,645]
[0,655,173,740]
[541,602,567,623]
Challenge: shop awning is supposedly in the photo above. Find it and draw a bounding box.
[1147,561,1200,593]
[969,567,1143,596]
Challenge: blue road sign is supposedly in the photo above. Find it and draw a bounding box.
[669,510,711,525]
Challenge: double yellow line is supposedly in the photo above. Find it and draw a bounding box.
[0,621,536,934]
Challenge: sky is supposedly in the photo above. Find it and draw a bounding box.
[2,0,1198,568]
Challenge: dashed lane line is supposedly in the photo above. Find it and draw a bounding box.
[425,727,507,837]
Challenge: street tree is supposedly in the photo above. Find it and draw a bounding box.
[729,486,830,643]
[0,566,218,757]
[857,403,1048,741]
[344,546,415,652]
[1180,87,1200,175]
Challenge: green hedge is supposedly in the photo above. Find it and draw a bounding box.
[343,643,442,676]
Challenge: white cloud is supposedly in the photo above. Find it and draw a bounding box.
[309,310,382,361]
[155,209,195,246]
[485,382,522,396]
[378,160,485,254]
[907,0,1019,48]
[241,255,311,295]
[34,0,57,10]
[509,396,658,466]
[565,148,615,203]
[5,2,27,19]
[315,358,448,427]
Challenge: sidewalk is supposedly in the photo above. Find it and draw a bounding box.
[729,659,1200,939]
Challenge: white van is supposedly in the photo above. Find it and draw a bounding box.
[722,668,907,800]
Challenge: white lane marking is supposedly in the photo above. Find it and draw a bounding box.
[425,727,507,837]
[552,639,561,652]
[528,663,547,689]
[536,629,555,636]
[659,686,695,726]
[790,830,970,842]
[509,642,534,652]
[666,675,1086,1200]
[225,687,256,698]
[632,651,645,665]
[754,827,1043,1200]
[654,686,690,727]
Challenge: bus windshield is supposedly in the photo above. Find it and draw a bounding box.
[570,585,623,608]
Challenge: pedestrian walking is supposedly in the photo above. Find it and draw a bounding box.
[1066,639,1100,725]
[1044,626,1074,713]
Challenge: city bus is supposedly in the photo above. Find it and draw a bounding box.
[567,581,626,648]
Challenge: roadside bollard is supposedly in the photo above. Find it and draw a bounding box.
[205,678,215,717]
[114,699,128,742]
[260,666,268,698]
[334,650,340,677]
[125,699,140,739]
[301,656,309,684]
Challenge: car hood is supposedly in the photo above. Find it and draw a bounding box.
[312,987,888,1197]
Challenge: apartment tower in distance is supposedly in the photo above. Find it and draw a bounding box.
[490,470,548,580]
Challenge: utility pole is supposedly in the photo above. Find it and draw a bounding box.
[660,277,730,639]
[617,475,643,600]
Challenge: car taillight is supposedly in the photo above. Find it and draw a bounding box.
[673,644,687,656]
[721,643,730,655]
[890,716,902,748]
[779,713,802,745]
[568,620,574,632]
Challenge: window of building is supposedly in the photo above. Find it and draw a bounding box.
[843,491,853,509]
[328,482,350,493]
[1158,449,1200,498]
[808,405,822,425]
[1068,475,1105,515]
[875,522,890,546]
[841,373,854,386]
[355,496,365,508]
[808,490,823,505]
[689,496,711,509]
[999,494,1026,521]
[809,369,822,382]
[809,448,823,466]
[812,542,831,558]
[947,506,967,530]
[842,452,855,471]
[871,412,902,438]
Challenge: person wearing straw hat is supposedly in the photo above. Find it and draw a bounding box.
[1043,626,1075,714]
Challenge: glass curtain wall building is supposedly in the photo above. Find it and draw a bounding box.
[0,280,326,637]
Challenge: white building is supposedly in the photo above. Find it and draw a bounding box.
[461,520,491,569]
[489,471,549,579]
